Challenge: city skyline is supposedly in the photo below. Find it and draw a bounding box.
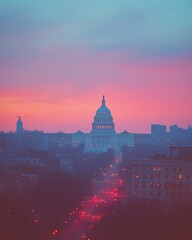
[5,101,192,134]
[1,0,192,133]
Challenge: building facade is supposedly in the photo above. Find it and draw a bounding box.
[126,157,192,209]
[72,96,134,153]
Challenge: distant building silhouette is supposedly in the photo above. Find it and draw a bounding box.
[16,116,23,134]
[72,96,134,153]
[151,124,167,144]
[151,124,166,137]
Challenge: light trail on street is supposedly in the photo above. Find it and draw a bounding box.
[52,156,125,240]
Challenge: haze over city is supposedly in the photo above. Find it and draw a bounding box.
[1,2,192,239]
[1,0,192,133]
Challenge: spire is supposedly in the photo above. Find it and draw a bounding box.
[102,95,105,106]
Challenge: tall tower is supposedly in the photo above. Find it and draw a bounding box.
[16,116,24,134]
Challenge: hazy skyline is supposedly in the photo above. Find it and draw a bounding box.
[1,0,192,133]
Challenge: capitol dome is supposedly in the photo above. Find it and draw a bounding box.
[92,96,116,134]
[72,95,134,153]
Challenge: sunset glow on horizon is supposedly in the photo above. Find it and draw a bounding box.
[1,0,192,133]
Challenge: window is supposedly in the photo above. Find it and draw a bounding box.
[142,174,146,179]
[153,166,161,171]
[179,183,183,190]
[157,166,161,171]
[165,182,169,190]
[178,174,182,180]
[143,192,146,196]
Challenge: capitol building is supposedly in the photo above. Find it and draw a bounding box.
[72,96,134,153]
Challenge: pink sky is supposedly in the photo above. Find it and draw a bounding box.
[1,48,192,133]
[1,1,192,133]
